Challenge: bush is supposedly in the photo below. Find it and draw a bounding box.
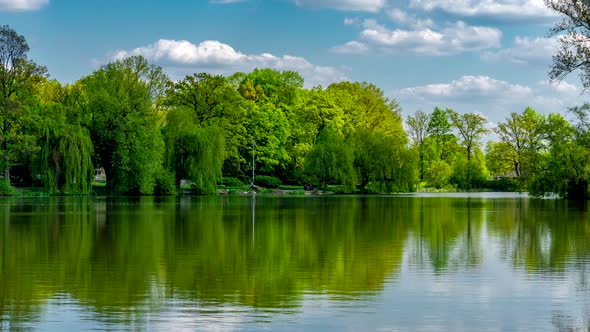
[219,177,244,188]
[154,170,177,196]
[424,160,452,189]
[485,178,520,192]
[0,181,16,196]
[255,175,281,189]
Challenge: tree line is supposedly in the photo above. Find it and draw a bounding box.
[2,8,590,198]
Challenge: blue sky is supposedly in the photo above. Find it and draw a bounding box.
[0,0,586,123]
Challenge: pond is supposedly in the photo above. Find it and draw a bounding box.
[1,194,589,331]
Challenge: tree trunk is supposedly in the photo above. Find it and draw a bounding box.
[4,162,9,187]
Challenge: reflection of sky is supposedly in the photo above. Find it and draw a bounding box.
[19,217,590,332]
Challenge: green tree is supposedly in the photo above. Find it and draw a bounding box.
[406,109,430,179]
[451,148,490,189]
[448,110,488,161]
[0,25,46,189]
[287,87,344,173]
[34,80,94,194]
[494,107,544,179]
[351,129,416,192]
[304,129,355,189]
[162,108,224,194]
[527,112,583,198]
[165,73,246,164]
[326,81,404,138]
[424,160,452,189]
[80,56,168,194]
[239,68,303,106]
[236,70,301,175]
[485,141,515,177]
[427,107,453,160]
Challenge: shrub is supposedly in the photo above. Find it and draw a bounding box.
[255,175,281,189]
[154,170,177,196]
[485,178,520,192]
[220,177,244,188]
[0,181,16,196]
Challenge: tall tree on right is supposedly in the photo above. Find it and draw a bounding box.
[540,0,590,198]
[546,0,590,90]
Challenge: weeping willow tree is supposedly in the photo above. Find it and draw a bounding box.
[37,104,94,194]
[163,108,225,194]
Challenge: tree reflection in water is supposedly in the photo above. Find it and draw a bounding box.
[0,195,588,329]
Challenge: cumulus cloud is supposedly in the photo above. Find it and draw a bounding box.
[395,75,585,122]
[398,75,533,102]
[387,8,434,29]
[409,0,558,21]
[481,36,558,64]
[112,39,347,86]
[294,0,385,12]
[334,20,501,55]
[0,0,48,11]
[332,41,369,54]
[537,80,581,96]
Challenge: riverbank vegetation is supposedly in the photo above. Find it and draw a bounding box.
[1,1,590,199]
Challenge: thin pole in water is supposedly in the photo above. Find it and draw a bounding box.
[252,195,256,247]
[251,139,255,187]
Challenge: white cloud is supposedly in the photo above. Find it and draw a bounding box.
[0,0,48,11]
[481,36,558,64]
[294,0,385,12]
[334,20,501,55]
[409,0,558,21]
[387,8,434,29]
[398,75,532,102]
[112,39,347,87]
[332,41,369,54]
[395,75,585,122]
[344,17,359,25]
[537,80,581,96]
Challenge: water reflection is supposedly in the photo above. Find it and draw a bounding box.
[0,195,589,330]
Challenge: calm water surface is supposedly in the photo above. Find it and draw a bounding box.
[1,194,589,331]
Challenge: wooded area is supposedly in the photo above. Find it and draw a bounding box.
[1,5,590,198]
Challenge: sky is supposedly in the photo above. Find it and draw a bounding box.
[0,0,587,124]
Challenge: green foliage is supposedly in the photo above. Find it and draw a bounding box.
[351,129,417,193]
[0,179,16,196]
[244,101,291,172]
[406,110,430,179]
[494,107,544,180]
[165,73,246,163]
[0,25,47,188]
[448,110,488,161]
[485,178,520,192]
[326,81,404,138]
[163,108,225,195]
[238,68,303,105]
[34,97,94,194]
[219,177,244,188]
[81,56,168,195]
[255,175,282,189]
[424,160,452,189]
[305,129,356,189]
[450,150,490,189]
[154,169,177,196]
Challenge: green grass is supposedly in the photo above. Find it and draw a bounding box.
[279,185,303,190]
[287,190,306,196]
